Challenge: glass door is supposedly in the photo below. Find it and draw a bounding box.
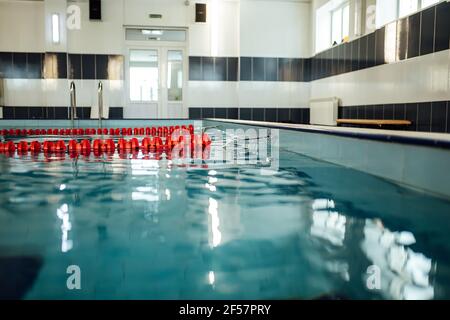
[161,48,185,119]
[127,48,160,118]
[126,47,186,119]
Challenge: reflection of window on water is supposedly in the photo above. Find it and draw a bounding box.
[167,50,183,102]
[310,199,346,247]
[129,50,158,102]
[362,219,434,300]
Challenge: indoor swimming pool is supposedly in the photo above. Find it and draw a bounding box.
[0,120,450,300]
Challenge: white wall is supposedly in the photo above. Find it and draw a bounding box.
[44,0,67,52]
[0,0,45,52]
[310,50,450,106]
[188,0,312,111]
[67,0,124,54]
[240,0,311,58]
[309,0,450,108]
[0,0,312,113]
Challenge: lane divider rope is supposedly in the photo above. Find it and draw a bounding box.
[0,132,212,159]
[0,125,194,137]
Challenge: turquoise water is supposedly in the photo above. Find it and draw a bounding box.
[1,129,450,299]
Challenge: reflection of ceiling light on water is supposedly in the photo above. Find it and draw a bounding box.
[362,219,435,300]
[56,203,73,253]
[131,159,159,176]
[208,271,215,285]
[208,198,221,248]
[310,199,346,247]
[312,198,335,211]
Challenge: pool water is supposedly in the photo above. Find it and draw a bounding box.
[1,136,450,300]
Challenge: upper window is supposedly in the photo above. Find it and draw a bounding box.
[421,0,440,8]
[399,0,418,18]
[315,0,350,53]
[376,0,442,28]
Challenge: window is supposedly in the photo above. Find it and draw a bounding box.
[421,0,440,8]
[129,49,159,102]
[331,3,350,45]
[376,0,398,28]
[167,50,183,102]
[315,5,331,52]
[315,0,350,53]
[376,0,442,28]
[331,8,342,45]
[399,0,418,18]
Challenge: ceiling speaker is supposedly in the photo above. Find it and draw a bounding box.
[195,3,206,23]
[89,0,101,20]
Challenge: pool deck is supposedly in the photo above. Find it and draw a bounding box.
[205,118,450,149]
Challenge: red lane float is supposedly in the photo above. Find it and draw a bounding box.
[1,125,198,137]
[0,126,211,160]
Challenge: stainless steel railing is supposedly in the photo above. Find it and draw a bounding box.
[69,81,77,128]
[98,81,103,129]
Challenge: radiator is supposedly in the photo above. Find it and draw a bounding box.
[309,97,339,126]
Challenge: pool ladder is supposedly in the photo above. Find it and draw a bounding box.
[69,81,104,131]
[98,81,103,130]
[69,81,77,129]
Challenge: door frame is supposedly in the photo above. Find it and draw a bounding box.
[124,37,188,119]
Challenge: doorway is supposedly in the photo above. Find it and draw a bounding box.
[124,28,187,119]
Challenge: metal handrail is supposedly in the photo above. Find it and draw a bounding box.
[98,81,103,129]
[69,81,77,128]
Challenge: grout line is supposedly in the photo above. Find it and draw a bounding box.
[430,102,433,132]
[433,6,437,53]
[444,101,449,133]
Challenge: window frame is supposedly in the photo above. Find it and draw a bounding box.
[377,0,442,28]
[329,1,350,46]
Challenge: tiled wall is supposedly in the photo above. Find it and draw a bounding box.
[188,2,449,84]
[1,106,124,120]
[240,57,310,82]
[188,57,239,81]
[0,52,44,79]
[0,51,125,119]
[0,52,124,80]
[188,107,310,124]
[339,101,450,133]
[310,2,449,81]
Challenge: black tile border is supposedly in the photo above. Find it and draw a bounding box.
[189,56,239,81]
[309,1,449,81]
[0,52,124,80]
[188,107,310,124]
[338,101,449,133]
[185,101,449,134]
[1,107,124,120]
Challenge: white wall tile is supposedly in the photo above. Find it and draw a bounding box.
[0,1,45,52]
[310,50,450,106]
[240,0,311,58]
[4,79,45,107]
[42,79,70,107]
[124,103,158,119]
[238,81,310,107]
[67,1,124,54]
[187,81,239,107]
